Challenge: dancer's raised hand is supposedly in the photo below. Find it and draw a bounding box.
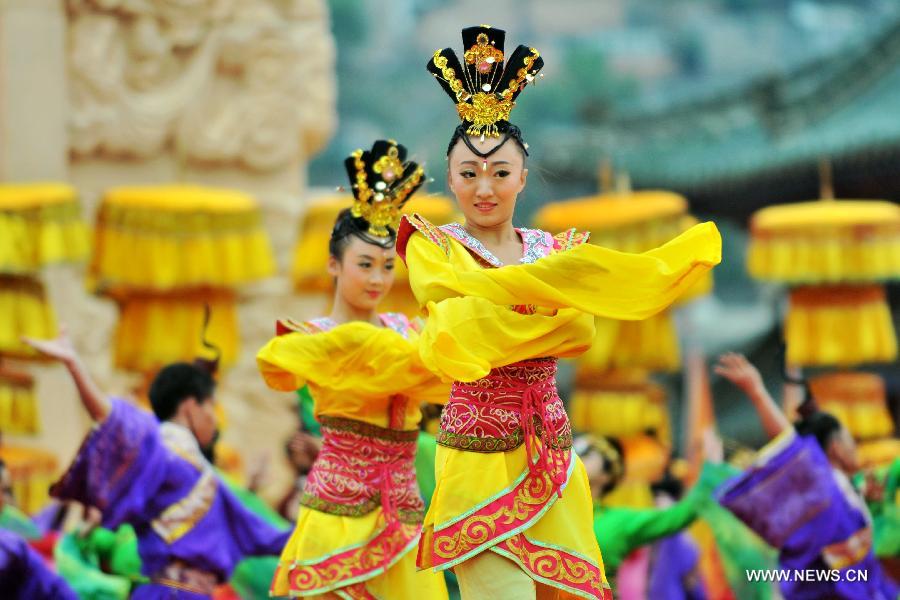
[23,327,110,422]
[714,352,763,394]
[22,327,78,365]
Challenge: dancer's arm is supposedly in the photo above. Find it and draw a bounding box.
[23,330,110,422]
[714,352,790,440]
[418,298,595,382]
[258,322,439,397]
[404,221,721,321]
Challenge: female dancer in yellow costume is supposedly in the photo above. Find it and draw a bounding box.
[397,26,722,600]
[257,140,448,600]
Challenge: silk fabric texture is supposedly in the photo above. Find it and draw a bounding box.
[398,215,721,599]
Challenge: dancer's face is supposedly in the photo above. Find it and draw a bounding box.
[828,425,859,474]
[184,395,218,449]
[329,236,396,312]
[447,136,527,229]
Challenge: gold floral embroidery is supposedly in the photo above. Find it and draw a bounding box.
[552,228,591,253]
[822,526,873,570]
[275,318,320,335]
[317,416,418,442]
[495,534,610,597]
[407,214,451,257]
[285,522,420,593]
[432,472,555,559]
[151,469,217,543]
[436,426,572,453]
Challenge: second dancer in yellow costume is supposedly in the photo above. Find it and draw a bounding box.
[399,25,723,600]
[258,140,448,599]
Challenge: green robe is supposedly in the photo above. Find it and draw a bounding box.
[54,525,141,600]
[593,486,701,576]
[54,471,288,600]
[856,457,900,558]
[592,463,777,600]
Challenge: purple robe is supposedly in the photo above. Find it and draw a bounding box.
[718,431,899,600]
[51,399,290,599]
[648,532,707,600]
[0,529,77,599]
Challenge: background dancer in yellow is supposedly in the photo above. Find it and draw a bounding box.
[257,140,449,599]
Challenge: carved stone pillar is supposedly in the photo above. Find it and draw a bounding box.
[2,0,337,504]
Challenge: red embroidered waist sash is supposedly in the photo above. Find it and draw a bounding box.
[300,416,424,524]
[437,358,573,490]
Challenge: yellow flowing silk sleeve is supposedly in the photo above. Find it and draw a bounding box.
[405,221,722,320]
[418,297,596,382]
[256,322,448,403]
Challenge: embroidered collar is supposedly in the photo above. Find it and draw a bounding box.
[308,314,411,338]
[379,312,412,337]
[160,421,208,469]
[307,317,338,332]
[439,222,552,266]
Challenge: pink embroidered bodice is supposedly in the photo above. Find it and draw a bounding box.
[434,224,577,490]
[277,313,425,525]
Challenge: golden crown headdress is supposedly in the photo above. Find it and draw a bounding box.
[427,25,544,138]
[343,140,425,237]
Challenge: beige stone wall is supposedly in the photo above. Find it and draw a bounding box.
[0,0,69,181]
[1,0,337,505]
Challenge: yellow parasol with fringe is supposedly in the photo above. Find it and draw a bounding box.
[0,363,39,435]
[748,195,900,367]
[569,368,672,445]
[0,183,88,274]
[90,185,274,294]
[0,183,88,437]
[809,372,894,441]
[0,277,57,361]
[89,185,275,372]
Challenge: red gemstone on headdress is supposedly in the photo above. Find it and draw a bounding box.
[383,169,396,182]
[478,61,491,73]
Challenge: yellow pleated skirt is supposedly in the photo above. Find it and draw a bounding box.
[271,507,448,599]
[419,445,613,599]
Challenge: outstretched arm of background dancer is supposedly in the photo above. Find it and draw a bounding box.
[22,329,111,422]
[714,352,789,440]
